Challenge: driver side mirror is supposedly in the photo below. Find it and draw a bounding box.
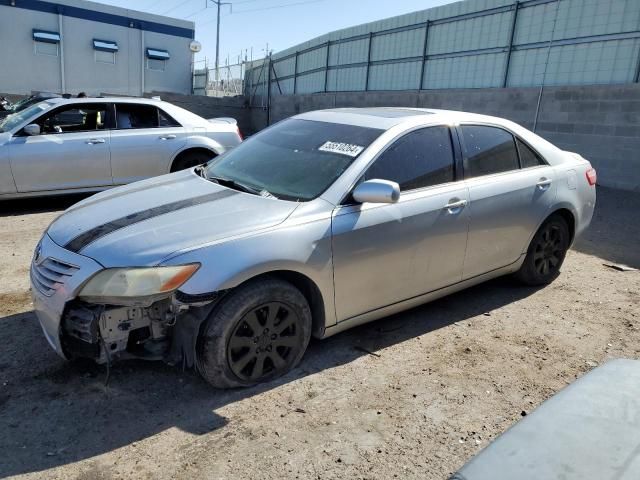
[23,124,41,136]
[352,179,400,204]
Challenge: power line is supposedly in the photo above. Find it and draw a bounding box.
[159,0,196,16]
[232,0,325,14]
[198,0,324,24]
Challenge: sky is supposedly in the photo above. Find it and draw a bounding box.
[97,0,456,67]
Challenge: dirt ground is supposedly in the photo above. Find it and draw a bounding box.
[0,186,638,480]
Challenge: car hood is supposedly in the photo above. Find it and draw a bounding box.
[0,132,11,145]
[47,170,299,267]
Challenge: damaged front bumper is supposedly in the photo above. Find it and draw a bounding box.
[31,233,221,366]
[31,233,104,359]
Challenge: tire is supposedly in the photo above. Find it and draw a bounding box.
[515,214,570,286]
[196,277,312,389]
[170,150,215,172]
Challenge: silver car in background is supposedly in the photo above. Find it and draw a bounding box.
[30,108,596,388]
[0,97,242,198]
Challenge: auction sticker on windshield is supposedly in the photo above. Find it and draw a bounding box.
[318,141,364,157]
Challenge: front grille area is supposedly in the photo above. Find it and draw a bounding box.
[30,257,79,296]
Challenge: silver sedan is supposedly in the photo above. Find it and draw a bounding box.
[30,108,596,388]
[0,97,242,198]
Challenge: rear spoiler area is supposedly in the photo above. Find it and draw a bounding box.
[207,117,237,125]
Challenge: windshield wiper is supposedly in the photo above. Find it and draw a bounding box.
[195,166,278,198]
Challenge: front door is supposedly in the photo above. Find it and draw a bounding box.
[8,103,112,192]
[458,124,557,279]
[332,126,470,321]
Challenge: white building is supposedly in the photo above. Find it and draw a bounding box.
[0,0,196,96]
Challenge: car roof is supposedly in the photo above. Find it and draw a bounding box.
[46,97,166,106]
[295,107,510,130]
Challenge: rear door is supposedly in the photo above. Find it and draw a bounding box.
[109,103,187,184]
[8,103,112,192]
[459,124,557,279]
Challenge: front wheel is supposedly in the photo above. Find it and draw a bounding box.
[196,278,312,389]
[514,214,570,286]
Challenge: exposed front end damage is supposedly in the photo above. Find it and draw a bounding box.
[60,293,223,368]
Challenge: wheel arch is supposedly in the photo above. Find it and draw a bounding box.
[551,207,576,245]
[225,270,327,339]
[170,147,218,172]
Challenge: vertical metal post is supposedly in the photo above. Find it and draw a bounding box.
[635,48,640,83]
[533,0,560,132]
[58,12,65,94]
[503,1,519,88]
[293,52,298,94]
[419,21,430,90]
[324,41,330,92]
[364,32,373,91]
[140,29,145,96]
[266,54,272,126]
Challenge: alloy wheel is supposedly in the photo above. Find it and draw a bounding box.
[227,302,303,382]
[532,224,563,276]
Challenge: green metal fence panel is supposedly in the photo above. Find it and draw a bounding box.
[369,60,423,90]
[329,38,369,66]
[428,11,512,55]
[424,52,507,88]
[371,28,426,61]
[327,66,368,91]
[251,0,640,98]
[295,70,326,94]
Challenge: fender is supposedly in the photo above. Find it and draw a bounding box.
[166,136,226,172]
[161,214,338,327]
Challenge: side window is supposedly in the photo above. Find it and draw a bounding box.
[115,104,159,129]
[158,109,181,127]
[460,125,519,178]
[364,126,455,191]
[37,104,108,134]
[516,138,546,168]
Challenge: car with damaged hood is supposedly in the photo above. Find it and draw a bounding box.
[31,107,596,388]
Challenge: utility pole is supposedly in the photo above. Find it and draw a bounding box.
[208,0,232,83]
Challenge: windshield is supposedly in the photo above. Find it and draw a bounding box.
[204,118,383,201]
[0,102,50,133]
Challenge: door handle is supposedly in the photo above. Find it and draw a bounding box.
[444,199,468,212]
[85,138,105,144]
[536,178,552,189]
[159,134,176,140]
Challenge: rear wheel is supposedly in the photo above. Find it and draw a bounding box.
[196,278,312,389]
[170,150,215,172]
[515,214,570,286]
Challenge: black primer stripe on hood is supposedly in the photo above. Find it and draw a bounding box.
[68,175,187,213]
[64,189,238,253]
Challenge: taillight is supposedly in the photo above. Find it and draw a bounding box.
[236,126,243,141]
[586,168,597,186]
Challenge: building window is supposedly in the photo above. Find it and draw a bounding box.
[146,48,170,71]
[147,58,165,71]
[33,30,60,56]
[93,39,118,65]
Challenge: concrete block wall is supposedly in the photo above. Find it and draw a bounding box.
[146,92,253,136]
[259,84,640,191]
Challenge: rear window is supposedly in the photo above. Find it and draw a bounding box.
[517,138,546,168]
[115,104,160,129]
[461,125,519,178]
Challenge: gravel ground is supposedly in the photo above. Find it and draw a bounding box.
[0,186,638,480]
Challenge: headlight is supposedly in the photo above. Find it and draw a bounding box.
[79,264,200,303]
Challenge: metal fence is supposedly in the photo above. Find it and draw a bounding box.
[245,0,640,106]
[192,56,246,97]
